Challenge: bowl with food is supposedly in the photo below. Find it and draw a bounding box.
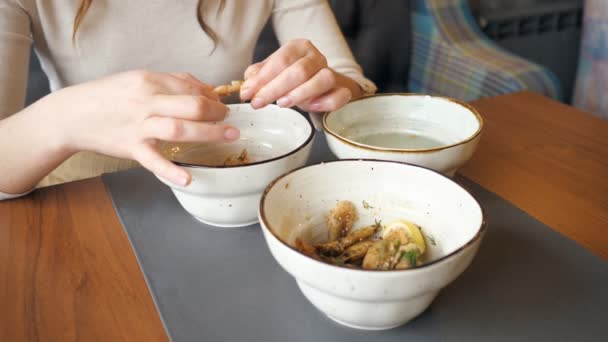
[258,160,485,330]
[323,94,483,176]
[158,103,314,228]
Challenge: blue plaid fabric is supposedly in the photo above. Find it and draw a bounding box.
[409,0,562,101]
[573,0,608,119]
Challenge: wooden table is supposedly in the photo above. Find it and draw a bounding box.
[1,92,607,341]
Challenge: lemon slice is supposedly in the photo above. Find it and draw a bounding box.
[382,219,426,254]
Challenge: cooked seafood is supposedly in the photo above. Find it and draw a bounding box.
[213,80,243,96]
[223,149,250,166]
[315,223,379,257]
[382,219,426,254]
[362,239,397,270]
[295,238,321,261]
[333,240,374,265]
[327,200,358,241]
[295,200,428,270]
[362,239,422,270]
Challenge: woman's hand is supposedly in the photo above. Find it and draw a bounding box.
[40,70,237,186]
[240,39,363,112]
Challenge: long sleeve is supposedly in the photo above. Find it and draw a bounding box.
[0,0,33,199]
[0,0,32,118]
[271,0,377,94]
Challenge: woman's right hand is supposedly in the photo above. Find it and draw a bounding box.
[37,70,238,186]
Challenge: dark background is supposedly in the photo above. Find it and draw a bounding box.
[470,0,583,102]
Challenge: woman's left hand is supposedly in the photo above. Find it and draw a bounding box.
[240,39,362,112]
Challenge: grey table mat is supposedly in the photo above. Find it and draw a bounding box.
[102,134,608,342]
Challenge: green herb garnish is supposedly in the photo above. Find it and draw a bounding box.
[418,225,436,246]
[374,219,383,232]
[393,239,401,249]
[401,251,418,266]
[362,200,374,209]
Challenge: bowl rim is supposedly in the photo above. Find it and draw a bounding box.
[167,104,315,169]
[258,159,487,274]
[322,93,484,153]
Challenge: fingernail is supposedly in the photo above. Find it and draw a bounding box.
[276,96,292,108]
[251,96,265,109]
[176,174,190,186]
[224,127,240,140]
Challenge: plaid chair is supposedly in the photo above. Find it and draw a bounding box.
[573,0,608,119]
[409,0,562,101]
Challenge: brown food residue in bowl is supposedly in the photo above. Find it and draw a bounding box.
[223,149,251,166]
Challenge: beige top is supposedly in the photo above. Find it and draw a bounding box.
[0,0,375,188]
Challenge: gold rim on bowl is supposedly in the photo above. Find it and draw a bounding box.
[258,159,487,274]
[322,93,484,154]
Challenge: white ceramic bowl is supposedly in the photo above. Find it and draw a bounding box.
[259,160,485,330]
[158,104,314,228]
[323,94,483,176]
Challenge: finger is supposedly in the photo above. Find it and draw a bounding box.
[170,72,213,91]
[140,116,240,142]
[244,62,263,81]
[240,63,263,101]
[276,67,336,108]
[153,73,216,99]
[147,94,229,121]
[250,56,325,109]
[240,40,317,101]
[170,72,219,101]
[300,87,352,113]
[134,143,192,186]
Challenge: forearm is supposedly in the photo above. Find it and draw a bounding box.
[0,102,73,194]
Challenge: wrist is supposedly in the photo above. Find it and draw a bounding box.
[26,94,77,157]
[334,71,376,100]
[334,72,362,99]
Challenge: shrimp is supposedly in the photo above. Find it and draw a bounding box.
[315,224,379,257]
[213,80,243,96]
[327,200,357,241]
[295,238,321,261]
[334,240,375,264]
[362,239,400,270]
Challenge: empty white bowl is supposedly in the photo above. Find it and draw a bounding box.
[158,104,314,228]
[259,160,485,330]
[323,94,483,176]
